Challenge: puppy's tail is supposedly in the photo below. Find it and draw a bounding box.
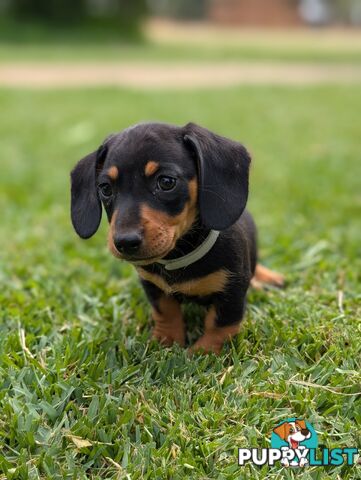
[251,264,285,290]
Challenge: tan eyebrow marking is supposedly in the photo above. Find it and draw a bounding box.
[107,166,118,180]
[145,161,159,177]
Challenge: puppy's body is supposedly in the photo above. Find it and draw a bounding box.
[71,122,282,354]
[139,210,257,352]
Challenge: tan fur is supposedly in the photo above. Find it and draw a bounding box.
[108,209,121,258]
[296,420,307,430]
[189,307,240,355]
[152,295,185,346]
[273,422,289,440]
[251,263,284,289]
[107,179,198,261]
[107,166,118,180]
[139,177,198,259]
[137,268,230,296]
[273,420,307,440]
[144,161,159,177]
[188,177,197,206]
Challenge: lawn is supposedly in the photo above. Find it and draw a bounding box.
[1,41,361,64]
[0,85,360,479]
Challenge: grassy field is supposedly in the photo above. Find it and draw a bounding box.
[2,42,361,64]
[0,85,360,479]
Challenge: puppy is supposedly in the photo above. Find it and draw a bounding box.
[273,420,311,467]
[70,122,283,354]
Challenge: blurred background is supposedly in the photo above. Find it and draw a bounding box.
[1,0,361,32]
[0,0,360,301]
[0,0,360,80]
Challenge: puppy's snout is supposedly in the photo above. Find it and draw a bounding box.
[114,231,142,255]
[301,429,309,436]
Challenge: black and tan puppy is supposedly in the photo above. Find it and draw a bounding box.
[70,122,283,354]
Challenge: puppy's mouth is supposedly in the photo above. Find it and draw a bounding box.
[115,244,176,265]
[109,229,178,265]
[122,253,162,265]
[290,439,299,449]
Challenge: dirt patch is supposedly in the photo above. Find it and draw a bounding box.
[1,61,361,89]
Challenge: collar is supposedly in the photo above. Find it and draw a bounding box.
[132,229,220,271]
[158,229,220,270]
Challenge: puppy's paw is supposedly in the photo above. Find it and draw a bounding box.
[152,327,185,347]
[188,335,223,355]
[189,320,239,356]
[281,458,290,467]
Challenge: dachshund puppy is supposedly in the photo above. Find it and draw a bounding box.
[71,122,283,354]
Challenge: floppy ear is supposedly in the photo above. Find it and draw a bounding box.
[296,420,307,430]
[273,423,288,440]
[70,145,107,239]
[183,122,251,230]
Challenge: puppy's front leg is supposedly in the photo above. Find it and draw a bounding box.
[190,287,247,355]
[141,280,185,347]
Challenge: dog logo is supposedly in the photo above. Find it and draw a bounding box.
[238,417,358,468]
[271,418,317,467]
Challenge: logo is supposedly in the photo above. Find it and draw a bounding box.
[271,418,317,467]
[238,417,358,468]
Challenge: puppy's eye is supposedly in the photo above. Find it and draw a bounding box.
[289,428,294,433]
[98,183,112,197]
[157,176,176,191]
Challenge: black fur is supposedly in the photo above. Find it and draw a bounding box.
[70,144,108,238]
[70,122,257,335]
[141,210,257,328]
[184,122,250,230]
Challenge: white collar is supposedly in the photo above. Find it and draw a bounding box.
[157,229,220,270]
[132,230,220,271]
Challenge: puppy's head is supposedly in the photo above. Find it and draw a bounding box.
[273,420,311,447]
[70,122,251,263]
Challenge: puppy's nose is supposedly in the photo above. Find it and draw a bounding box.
[114,232,142,255]
[301,429,309,436]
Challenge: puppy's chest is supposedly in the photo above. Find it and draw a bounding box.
[137,266,230,297]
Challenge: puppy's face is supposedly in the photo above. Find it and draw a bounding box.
[71,122,251,262]
[273,420,311,448]
[97,127,198,262]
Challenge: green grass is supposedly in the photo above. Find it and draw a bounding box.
[0,85,360,478]
[1,41,361,64]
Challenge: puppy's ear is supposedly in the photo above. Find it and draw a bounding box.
[273,423,287,440]
[183,122,251,230]
[296,420,307,430]
[70,145,107,239]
